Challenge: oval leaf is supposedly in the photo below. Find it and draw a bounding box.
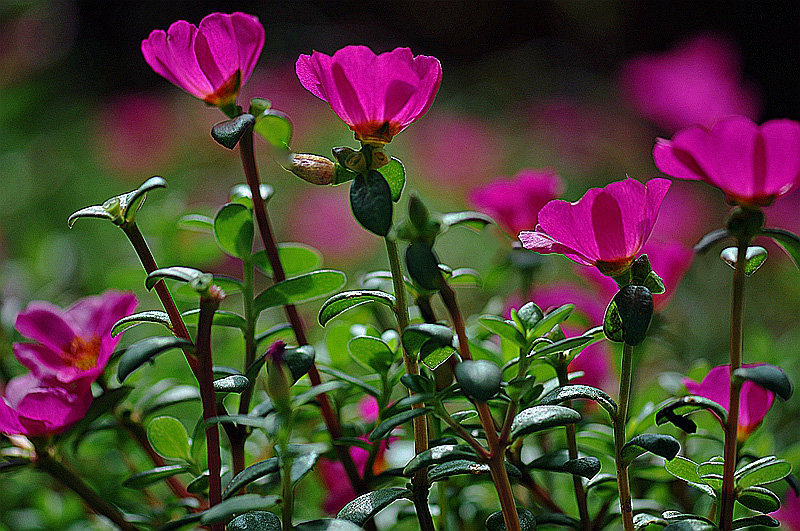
[621,433,681,466]
[253,243,322,278]
[348,335,395,373]
[732,364,793,401]
[200,494,281,524]
[318,290,396,327]
[735,456,791,489]
[350,170,392,237]
[403,445,480,476]
[147,416,191,461]
[337,488,409,526]
[117,336,192,382]
[222,458,280,499]
[405,242,444,291]
[215,203,254,259]
[402,323,454,354]
[761,227,800,269]
[111,310,171,338]
[737,485,780,513]
[510,405,581,440]
[485,507,536,530]
[377,157,406,202]
[720,245,767,276]
[211,113,255,150]
[294,519,363,531]
[213,375,250,394]
[479,316,525,346]
[440,211,494,233]
[427,459,521,483]
[181,309,247,331]
[254,110,292,149]
[122,464,190,489]
[254,270,347,314]
[455,360,502,402]
[228,511,281,531]
[369,407,433,442]
[538,384,617,418]
[145,266,211,292]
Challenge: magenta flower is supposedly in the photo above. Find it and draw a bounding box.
[683,364,774,441]
[0,373,92,437]
[318,438,391,514]
[13,291,137,392]
[296,45,442,144]
[519,178,671,276]
[141,12,265,107]
[619,33,761,132]
[773,489,800,530]
[470,169,564,237]
[653,116,800,207]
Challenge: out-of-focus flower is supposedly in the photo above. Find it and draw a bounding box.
[683,364,774,441]
[519,178,670,276]
[619,34,761,132]
[296,46,442,144]
[650,180,720,246]
[142,12,265,107]
[654,116,800,207]
[286,187,378,264]
[577,240,694,311]
[357,396,380,423]
[773,489,800,530]
[13,291,137,392]
[0,373,92,437]
[470,169,564,237]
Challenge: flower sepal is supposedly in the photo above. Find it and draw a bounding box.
[603,285,654,345]
[68,176,167,228]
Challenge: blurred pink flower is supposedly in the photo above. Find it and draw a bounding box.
[619,34,761,132]
[577,240,694,311]
[0,373,92,437]
[470,169,564,237]
[654,116,800,207]
[285,187,378,264]
[773,489,800,530]
[142,12,265,107]
[357,396,380,423]
[296,46,442,144]
[13,291,137,392]
[650,180,720,246]
[765,188,800,236]
[683,364,774,441]
[519,178,671,276]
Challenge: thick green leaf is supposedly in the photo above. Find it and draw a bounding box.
[284,345,316,383]
[485,507,536,530]
[211,114,255,150]
[213,375,250,394]
[67,204,116,228]
[737,485,780,513]
[122,464,190,489]
[337,488,409,525]
[206,415,269,430]
[440,211,494,233]
[720,245,768,276]
[585,473,617,492]
[402,323,453,354]
[141,385,200,416]
[317,366,380,397]
[732,515,779,528]
[377,157,405,202]
[318,290,396,326]
[455,360,502,402]
[604,285,653,346]
[530,304,574,338]
[479,315,525,346]
[655,395,728,433]
[663,520,717,531]
[369,407,433,442]
[732,364,793,401]
[634,513,669,528]
[254,109,292,149]
[253,243,322,278]
[449,268,481,288]
[117,336,192,382]
[145,266,212,292]
[147,416,191,461]
[215,203,254,259]
[405,241,445,291]
[510,405,581,440]
[294,519,363,531]
[427,459,521,483]
[420,345,455,370]
[403,445,480,476]
[350,170,392,236]
[528,333,601,360]
[228,511,281,531]
[527,450,601,479]
[761,227,800,269]
[665,456,716,498]
[400,373,434,394]
[348,335,395,373]
[621,433,681,466]
[255,323,295,347]
[182,309,247,331]
[111,310,171,337]
[222,458,280,499]
[538,384,617,418]
[200,494,281,524]
[158,513,203,530]
[293,381,348,408]
[230,183,274,208]
[735,456,792,489]
[254,270,346,314]
[177,214,214,233]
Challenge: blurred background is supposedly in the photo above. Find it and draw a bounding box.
[2,0,800,529]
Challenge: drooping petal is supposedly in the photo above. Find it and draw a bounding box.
[15,386,92,437]
[15,302,77,354]
[518,230,594,266]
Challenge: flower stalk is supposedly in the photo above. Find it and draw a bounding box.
[614,342,635,531]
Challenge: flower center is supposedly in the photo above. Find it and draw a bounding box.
[63,335,102,370]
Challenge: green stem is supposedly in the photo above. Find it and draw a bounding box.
[614,342,635,531]
[237,128,366,495]
[384,236,435,531]
[278,424,293,531]
[440,282,520,531]
[719,237,749,530]
[556,365,590,530]
[34,442,136,531]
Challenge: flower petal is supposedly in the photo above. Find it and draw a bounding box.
[15,302,77,354]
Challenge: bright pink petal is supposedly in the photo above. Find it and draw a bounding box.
[738,380,774,432]
[773,489,800,530]
[13,342,66,379]
[3,373,40,409]
[358,396,380,423]
[15,302,77,353]
[142,20,214,99]
[518,230,594,266]
[0,398,23,435]
[15,386,91,437]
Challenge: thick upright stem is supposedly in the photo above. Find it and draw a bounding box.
[197,290,224,531]
[719,237,748,530]
[121,223,198,375]
[556,366,590,530]
[384,237,434,531]
[34,444,136,531]
[614,342,635,531]
[440,282,520,531]
[237,129,365,494]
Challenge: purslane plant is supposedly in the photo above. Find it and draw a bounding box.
[3,10,800,531]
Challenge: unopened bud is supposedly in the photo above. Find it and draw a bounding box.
[289,153,336,185]
[265,341,292,414]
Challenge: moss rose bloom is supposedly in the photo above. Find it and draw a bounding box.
[0,373,92,437]
[653,116,800,207]
[519,178,671,276]
[142,12,265,107]
[296,45,442,144]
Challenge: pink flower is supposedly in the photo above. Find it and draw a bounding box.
[619,34,761,132]
[357,396,380,423]
[318,438,391,514]
[577,240,694,311]
[0,373,92,437]
[13,291,137,392]
[650,180,720,247]
[296,46,442,144]
[773,489,800,530]
[470,169,564,237]
[653,116,800,207]
[142,12,265,107]
[519,178,671,276]
[683,364,774,441]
